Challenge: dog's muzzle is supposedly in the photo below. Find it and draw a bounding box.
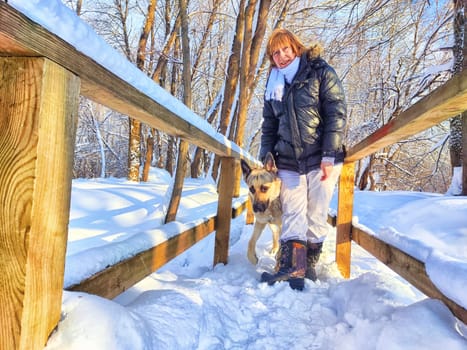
[253,200,269,213]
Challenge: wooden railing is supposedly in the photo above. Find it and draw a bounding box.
[0,3,256,349]
[333,68,467,324]
[65,201,250,298]
[1,2,466,349]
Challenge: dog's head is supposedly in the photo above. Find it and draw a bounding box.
[241,153,281,213]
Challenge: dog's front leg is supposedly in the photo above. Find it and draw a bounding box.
[269,223,281,256]
[248,222,266,265]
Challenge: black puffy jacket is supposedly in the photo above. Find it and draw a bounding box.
[259,47,347,174]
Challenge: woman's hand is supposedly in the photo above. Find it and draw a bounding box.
[320,161,333,181]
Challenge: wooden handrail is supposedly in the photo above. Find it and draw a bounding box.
[345,69,467,162]
[334,64,467,324]
[0,3,256,164]
[329,214,467,324]
[67,198,250,299]
[352,227,467,324]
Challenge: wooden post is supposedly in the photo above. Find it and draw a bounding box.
[335,161,355,278]
[0,57,79,349]
[213,157,235,265]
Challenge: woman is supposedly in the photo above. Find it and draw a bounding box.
[259,28,347,290]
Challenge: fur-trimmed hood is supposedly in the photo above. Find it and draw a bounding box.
[306,43,323,60]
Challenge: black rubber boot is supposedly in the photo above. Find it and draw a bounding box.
[305,241,323,281]
[261,240,307,291]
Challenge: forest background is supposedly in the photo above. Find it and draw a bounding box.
[65,0,464,196]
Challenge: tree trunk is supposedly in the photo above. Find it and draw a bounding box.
[463,112,467,195]
[127,119,141,181]
[233,0,271,195]
[166,136,175,175]
[211,0,287,181]
[151,14,181,85]
[190,0,223,178]
[211,0,246,181]
[449,0,464,168]
[129,0,157,182]
[191,95,222,177]
[75,0,83,16]
[141,129,154,181]
[165,0,191,223]
[142,135,154,182]
[463,0,467,195]
[448,0,465,194]
[93,104,106,178]
[154,129,164,168]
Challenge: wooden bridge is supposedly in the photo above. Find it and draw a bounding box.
[1,2,466,349]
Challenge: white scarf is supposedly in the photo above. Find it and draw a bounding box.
[265,57,300,101]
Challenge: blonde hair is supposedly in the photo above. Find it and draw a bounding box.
[266,28,306,67]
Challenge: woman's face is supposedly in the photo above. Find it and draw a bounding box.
[272,45,296,69]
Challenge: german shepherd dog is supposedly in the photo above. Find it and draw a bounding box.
[240,152,281,265]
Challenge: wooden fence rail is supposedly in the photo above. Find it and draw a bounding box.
[0,3,257,349]
[66,199,250,299]
[334,68,467,324]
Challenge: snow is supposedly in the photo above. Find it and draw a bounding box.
[42,169,467,350]
[330,190,467,308]
[4,0,466,349]
[447,166,464,195]
[43,168,467,349]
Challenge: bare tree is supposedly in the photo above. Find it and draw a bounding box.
[210,0,279,181]
[463,0,467,195]
[449,0,464,169]
[71,0,456,194]
[165,0,192,223]
[127,0,158,181]
[210,0,246,181]
[447,0,466,195]
[63,0,84,16]
[190,0,224,178]
[73,99,128,178]
[333,0,454,191]
[230,0,272,194]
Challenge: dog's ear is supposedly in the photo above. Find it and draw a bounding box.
[240,159,251,177]
[264,152,277,173]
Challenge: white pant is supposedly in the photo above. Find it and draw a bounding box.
[278,164,342,243]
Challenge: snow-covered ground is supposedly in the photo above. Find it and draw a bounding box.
[44,168,467,349]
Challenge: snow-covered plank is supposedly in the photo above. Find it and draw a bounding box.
[66,198,248,299]
[346,69,467,162]
[0,2,254,163]
[352,227,467,324]
[67,218,216,299]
